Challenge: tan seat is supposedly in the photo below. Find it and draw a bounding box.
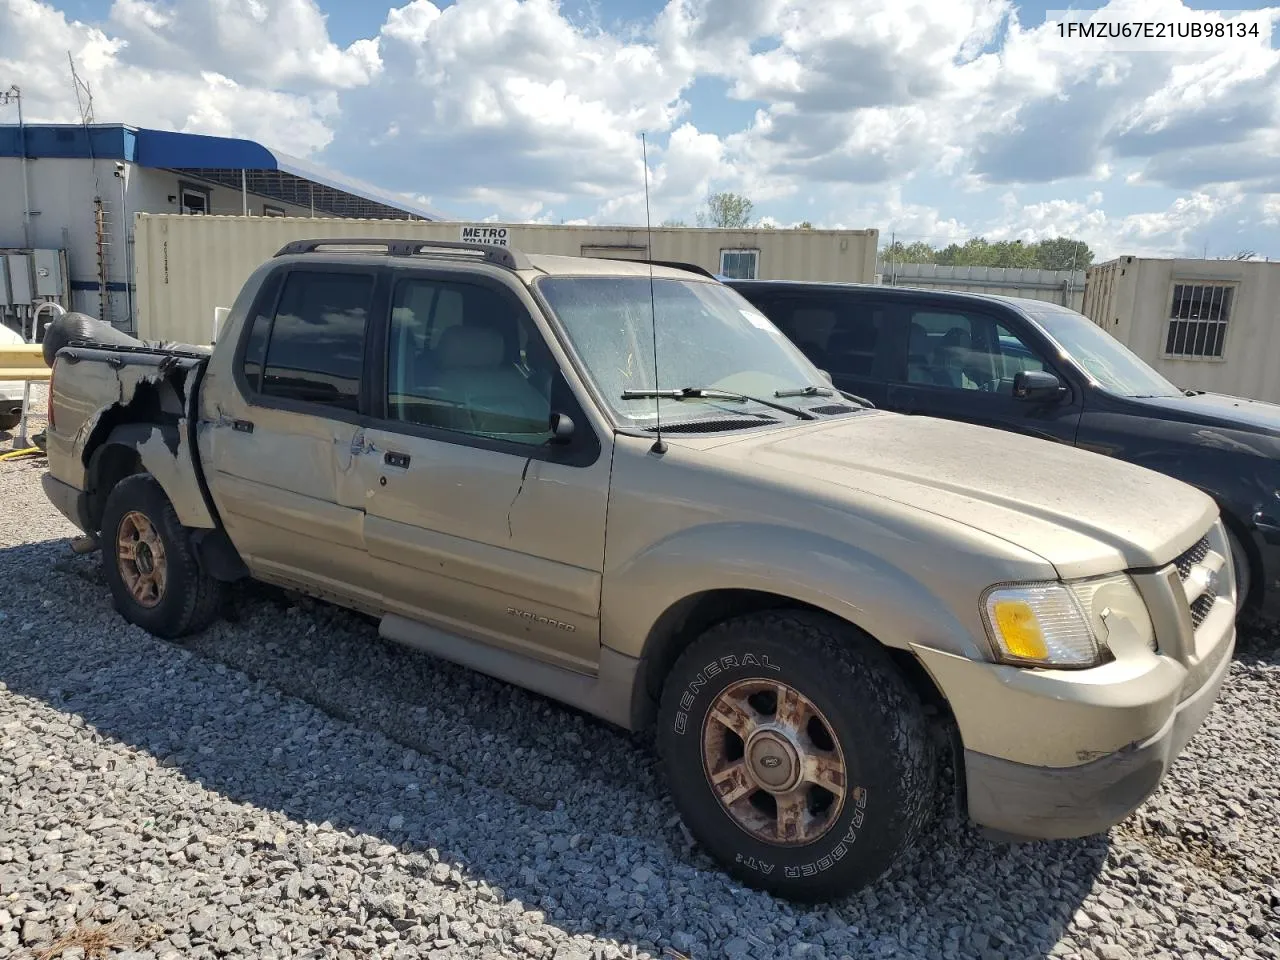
[434,325,550,434]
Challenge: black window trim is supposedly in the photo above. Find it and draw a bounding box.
[231,262,389,428]
[367,266,602,469]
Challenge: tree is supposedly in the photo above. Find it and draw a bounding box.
[794,220,814,230]
[884,235,1096,270]
[696,192,754,229]
[660,218,687,228]
[1035,236,1094,270]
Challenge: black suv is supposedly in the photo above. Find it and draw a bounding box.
[726,278,1280,622]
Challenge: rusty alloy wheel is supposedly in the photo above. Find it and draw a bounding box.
[115,510,168,609]
[701,677,849,846]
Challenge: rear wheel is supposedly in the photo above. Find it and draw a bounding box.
[0,410,20,433]
[657,610,937,902]
[100,473,224,639]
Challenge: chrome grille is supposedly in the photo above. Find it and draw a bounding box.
[1175,536,1210,581]
[1190,592,1215,630]
[1173,533,1220,631]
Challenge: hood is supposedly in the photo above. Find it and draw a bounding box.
[1128,390,1280,438]
[702,411,1218,579]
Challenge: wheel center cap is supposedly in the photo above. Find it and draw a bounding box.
[745,731,800,792]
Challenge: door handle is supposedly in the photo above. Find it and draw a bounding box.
[384,451,411,468]
[232,419,254,434]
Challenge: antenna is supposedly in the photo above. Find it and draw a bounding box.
[641,132,665,454]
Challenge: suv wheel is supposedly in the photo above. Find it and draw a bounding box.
[100,473,224,639]
[657,610,937,902]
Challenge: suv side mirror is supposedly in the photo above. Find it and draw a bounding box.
[1013,370,1063,402]
[549,412,575,442]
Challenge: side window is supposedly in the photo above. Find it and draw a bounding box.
[902,309,1050,394]
[903,310,983,389]
[239,274,281,394]
[993,322,1047,380]
[257,271,374,412]
[767,297,886,378]
[386,277,553,446]
[826,301,886,378]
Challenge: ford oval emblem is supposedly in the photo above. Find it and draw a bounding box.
[760,756,782,769]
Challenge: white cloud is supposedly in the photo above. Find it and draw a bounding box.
[108,0,383,89]
[0,0,345,154]
[1,0,1277,257]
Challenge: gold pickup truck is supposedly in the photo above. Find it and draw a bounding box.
[40,239,1236,902]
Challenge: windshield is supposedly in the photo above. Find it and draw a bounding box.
[536,276,828,427]
[1029,307,1184,399]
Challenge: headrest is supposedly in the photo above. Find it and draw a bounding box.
[438,325,504,369]
[940,326,971,348]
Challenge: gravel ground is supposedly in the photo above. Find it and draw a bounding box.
[2,444,1280,960]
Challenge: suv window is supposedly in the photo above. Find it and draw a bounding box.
[902,308,1046,393]
[386,277,553,445]
[245,271,374,412]
[763,296,887,378]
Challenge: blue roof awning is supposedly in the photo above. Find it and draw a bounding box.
[0,123,450,221]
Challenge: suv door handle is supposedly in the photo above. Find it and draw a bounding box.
[384,451,411,468]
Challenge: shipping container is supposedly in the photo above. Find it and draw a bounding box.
[133,214,879,343]
[1081,256,1280,403]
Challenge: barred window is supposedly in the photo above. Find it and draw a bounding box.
[1165,283,1232,358]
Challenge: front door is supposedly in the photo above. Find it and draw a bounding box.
[882,302,1083,445]
[199,264,385,611]
[356,270,612,673]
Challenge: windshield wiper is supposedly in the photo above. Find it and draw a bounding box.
[622,387,816,420]
[775,384,833,398]
[775,384,877,409]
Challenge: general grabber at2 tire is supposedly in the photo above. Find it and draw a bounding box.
[100,473,225,640]
[657,610,938,902]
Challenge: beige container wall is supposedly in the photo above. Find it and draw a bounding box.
[1082,256,1280,403]
[134,215,879,344]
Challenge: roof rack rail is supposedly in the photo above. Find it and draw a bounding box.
[592,256,719,280]
[273,237,533,271]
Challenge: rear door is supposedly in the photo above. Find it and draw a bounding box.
[733,287,897,408]
[354,268,612,674]
[883,300,1083,444]
[200,264,385,610]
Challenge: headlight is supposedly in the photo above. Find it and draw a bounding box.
[981,574,1155,669]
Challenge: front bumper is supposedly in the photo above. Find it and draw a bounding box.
[912,530,1238,841]
[959,623,1234,840]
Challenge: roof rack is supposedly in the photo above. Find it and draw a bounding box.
[589,255,719,280]
[273,237,534,271]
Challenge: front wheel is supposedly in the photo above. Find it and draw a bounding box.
[657,610,938,902]
[100,473,224,639]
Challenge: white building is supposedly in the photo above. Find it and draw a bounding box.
[1082,256,1280,403]
[0,123,449,335]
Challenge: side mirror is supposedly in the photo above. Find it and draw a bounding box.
[817,369,833,385]
[549,412,575,442]
[1013,370,1063,402]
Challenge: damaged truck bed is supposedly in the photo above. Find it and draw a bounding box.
[41,332,247,583]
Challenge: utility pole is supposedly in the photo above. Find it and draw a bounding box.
[1,85,32,247]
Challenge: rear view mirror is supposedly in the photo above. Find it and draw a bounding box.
[1013,370,1062,402]
[550,412,575,442]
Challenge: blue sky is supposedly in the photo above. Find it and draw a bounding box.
[4,0,1279,261]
